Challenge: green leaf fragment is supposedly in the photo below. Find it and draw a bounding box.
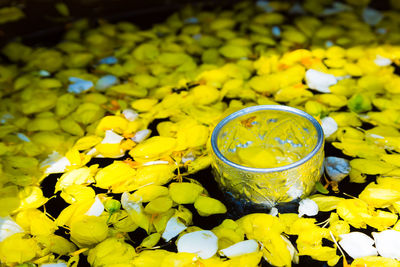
[315,181,329,194]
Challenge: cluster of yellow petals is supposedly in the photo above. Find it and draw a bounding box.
[3,0,400,266]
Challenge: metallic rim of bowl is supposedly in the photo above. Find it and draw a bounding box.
[211,105,325,173]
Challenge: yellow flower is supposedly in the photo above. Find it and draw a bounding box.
[15,208,57,236]
[237,214,291,266]
[56,195,102,227]
[0,185,20,216]
[60,184,96,204]
[336,199,372,229]
[212,219,244,249]
[87,238,136,267]
[194,196,227,216]
[132,250,171,267]
[55,165,97,193]
[94,161,136,192]
[121,192,151,232]
[95,115,129,136]
[0,233,40,265]
[359,177,400,208]
[131,184,169,203]
[16,186,48,211]
[35,234,76,255]
[169,182,204,204]
[70,215,108,247]
[129,136,177,161]
[310,195,344,212]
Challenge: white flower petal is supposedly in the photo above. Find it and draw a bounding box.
[122,109,139,121]
[374,55,392,67]
[269,207,278,216]
[339,232,377,259]
[305,69,337,93]
[42,151,71,174]
[121,192,141,214]
[40,263,68,267]
[321,117,338,138]
[362,7,383,26]
[368,133,384,139]
[101,130,124,144]
[131,129,151,143]
[85,196,104,216]
[142,160,170,166]
[219,239,259,258]
[162,217,187,242]
[324,156,350,182]
[86,148,98,156]
[373,230,400,260]
[0,216,24,242]
[95,75,118,91]
[182,153,195,164]
[17,133,30,142]
[177,230,218,259]
[298,198,319,217]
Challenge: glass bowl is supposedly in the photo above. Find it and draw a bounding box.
[211,105,324,208]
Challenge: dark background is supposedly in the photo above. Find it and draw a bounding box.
[0,0,393,46]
